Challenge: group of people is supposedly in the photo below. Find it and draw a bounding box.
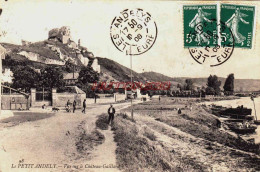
[66,99,86,113]
[65,99,115,125]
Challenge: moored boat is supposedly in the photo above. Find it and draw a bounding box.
[226,122,257,134]
[210,105,252,119]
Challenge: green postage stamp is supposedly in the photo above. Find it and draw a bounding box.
[183,5,218,48]
[221,4,255,49]
[183,4,255,49]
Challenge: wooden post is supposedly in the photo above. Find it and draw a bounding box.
[130,45,133,120]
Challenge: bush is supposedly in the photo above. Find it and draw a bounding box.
[96,114,109,130]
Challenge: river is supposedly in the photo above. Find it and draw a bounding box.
[202,97,260,144]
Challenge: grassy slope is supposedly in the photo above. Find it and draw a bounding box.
[96,113,197,172]
[105,98,260,171]
[141,71,174,81]
[1,40,84,67]
[124,99,260,154]
[1,42,60,60]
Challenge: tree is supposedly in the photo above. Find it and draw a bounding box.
[207,75,221,95]
[177,83,183,91]
[40,66,65,90]
[223,73,234,95]
[11,65,40,92]
[78,66,99,85]
[185,79,193,90]
[206,87,215,95]
[64,59,75,73]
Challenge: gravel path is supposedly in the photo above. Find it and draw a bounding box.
[0,101,139,172]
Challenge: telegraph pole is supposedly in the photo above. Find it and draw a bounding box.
[130,45,133,120]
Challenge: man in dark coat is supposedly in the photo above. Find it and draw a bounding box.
[82,99,86,114]
[73,100,77,113]
[108,104,116,125]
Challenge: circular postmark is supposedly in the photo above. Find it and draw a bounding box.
[187,19,235,67]
[110,8,157,55]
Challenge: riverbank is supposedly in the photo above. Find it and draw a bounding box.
[200,95,240,102]
[97,96,260,171]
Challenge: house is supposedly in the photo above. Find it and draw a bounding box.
[92,58,100,73]
[2,68,13,83]
[63,72,79,86]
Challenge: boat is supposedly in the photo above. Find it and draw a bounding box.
[226,122,257,134]
[210,105,252,119]
[229,127,257,134]
[210,105,228,117]
[222,106,252,119]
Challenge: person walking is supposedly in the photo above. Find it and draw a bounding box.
[82,99,86,114]
[216,118,221,128]
[73,100,77,113]
[108,104,116,125]
[178,108,182,114]
[66,99,71,112]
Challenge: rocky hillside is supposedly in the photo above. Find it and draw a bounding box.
[2,26,97,71]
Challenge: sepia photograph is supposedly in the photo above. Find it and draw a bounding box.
[0,0,260,171]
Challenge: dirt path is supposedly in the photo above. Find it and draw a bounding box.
[84,126,120,172]
[0,101,139,172]
[83,102,141,172]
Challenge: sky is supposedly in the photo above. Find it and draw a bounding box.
[0,0,260,79]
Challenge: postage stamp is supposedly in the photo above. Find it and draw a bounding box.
[183,4,235,66]
[221,4,255,49]
[183,4,217,48]
[110,8,157,55]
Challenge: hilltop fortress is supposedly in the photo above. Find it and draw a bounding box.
[17,26,100,73]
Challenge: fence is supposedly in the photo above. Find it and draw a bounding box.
[1,94,30,110]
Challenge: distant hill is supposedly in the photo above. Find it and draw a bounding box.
[139,72,260,92]
[97,57,146,82]
[141,72,174,82]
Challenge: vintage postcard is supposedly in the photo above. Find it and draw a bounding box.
[0,0,260,172]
